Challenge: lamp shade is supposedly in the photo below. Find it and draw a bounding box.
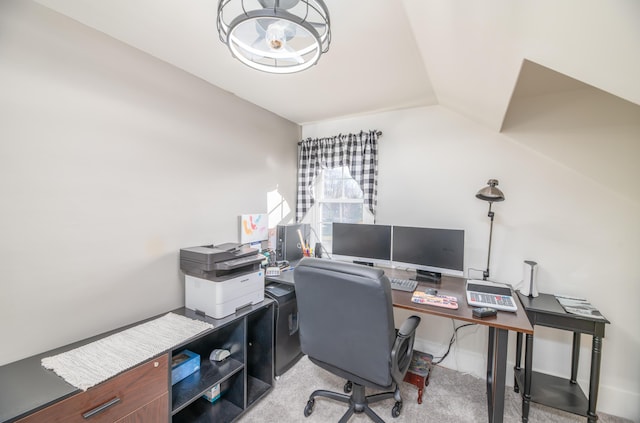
[217,0,331,74]
[476,179,505,202]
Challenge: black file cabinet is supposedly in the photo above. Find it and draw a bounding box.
[264,281,304,377]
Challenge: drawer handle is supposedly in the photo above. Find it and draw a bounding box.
[82,397,121,419]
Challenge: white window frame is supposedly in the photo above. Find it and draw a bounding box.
[302,166,374,253]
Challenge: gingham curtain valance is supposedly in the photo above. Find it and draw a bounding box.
[296,130,380,223]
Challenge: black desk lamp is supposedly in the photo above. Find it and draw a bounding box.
[476,179,505,280]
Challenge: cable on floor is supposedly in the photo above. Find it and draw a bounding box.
[432,322,476,365]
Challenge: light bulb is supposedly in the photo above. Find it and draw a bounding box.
[265,23,286,50]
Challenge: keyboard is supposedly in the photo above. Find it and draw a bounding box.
[465,279,517,312]
[390,278,418,292]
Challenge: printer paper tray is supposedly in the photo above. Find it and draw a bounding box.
[212,254,264,271]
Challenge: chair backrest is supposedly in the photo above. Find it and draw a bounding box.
[294,258,396,388]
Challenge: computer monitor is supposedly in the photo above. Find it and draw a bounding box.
[392,226,464,282]
[331,223,392,267]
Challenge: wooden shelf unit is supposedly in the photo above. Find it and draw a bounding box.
[0,300,274,423]
[170,303,274,422]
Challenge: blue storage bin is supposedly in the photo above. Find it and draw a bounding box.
[171,349,200,385]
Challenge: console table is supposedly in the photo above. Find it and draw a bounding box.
[0,301,274,423]
[513,292,609,423]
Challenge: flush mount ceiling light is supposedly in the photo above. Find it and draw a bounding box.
[217,0,331,74]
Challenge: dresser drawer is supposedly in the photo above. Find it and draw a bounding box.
[17,354,168,423]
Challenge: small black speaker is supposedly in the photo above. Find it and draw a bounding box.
[314,242,322,258]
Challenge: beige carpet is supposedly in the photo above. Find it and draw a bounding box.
[240,355,630,423]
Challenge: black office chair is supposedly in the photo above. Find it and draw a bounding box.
[294,258,421,423]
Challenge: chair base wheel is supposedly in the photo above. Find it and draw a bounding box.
[344,381,353,393]
[391,401,402,418]
[304,399,315,417]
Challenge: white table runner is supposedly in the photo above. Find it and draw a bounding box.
[42,312,213,390]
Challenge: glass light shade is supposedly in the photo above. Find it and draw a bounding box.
[476,179,505,202]
[217,0,331,74]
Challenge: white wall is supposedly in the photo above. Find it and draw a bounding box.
[303,106,640,422]
[0,1,299,365]
[403,0,640,131]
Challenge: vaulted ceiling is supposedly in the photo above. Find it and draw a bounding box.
[32,0,640,131]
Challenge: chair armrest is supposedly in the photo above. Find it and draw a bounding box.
[398,315,421,337]
[391,315,421,382]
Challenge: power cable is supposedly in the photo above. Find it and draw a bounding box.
[432,322,476,365]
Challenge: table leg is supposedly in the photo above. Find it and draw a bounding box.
[587,336,604,423]
[486,327,509,423]
[514,332,523,393]
[571,332,581,384]
[522,333,533,423]
[486,327,495,420]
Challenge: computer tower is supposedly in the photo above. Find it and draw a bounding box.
[275,223,310,262]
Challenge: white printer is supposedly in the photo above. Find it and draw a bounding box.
[180,243,265,319]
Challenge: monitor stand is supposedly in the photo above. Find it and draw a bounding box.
[416,270,442,283]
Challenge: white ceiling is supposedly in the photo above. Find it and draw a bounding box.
[32,0,640,128]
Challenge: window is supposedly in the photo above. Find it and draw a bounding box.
[304,166,374,252]
[296,130,381,252]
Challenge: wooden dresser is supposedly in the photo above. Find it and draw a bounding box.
[15,355,168,423]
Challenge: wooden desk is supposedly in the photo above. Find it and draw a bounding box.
[269,266,533,423]
[387,269,533,423]
[513,292,609,423]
